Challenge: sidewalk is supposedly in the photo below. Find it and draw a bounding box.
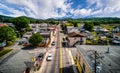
[32,30,57,73]
[66,48,79,73]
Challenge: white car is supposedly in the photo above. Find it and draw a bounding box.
[47,54,52,61]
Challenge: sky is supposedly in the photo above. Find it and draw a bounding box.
[0,0,120,19]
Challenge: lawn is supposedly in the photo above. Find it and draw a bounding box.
[77,23,81,27]
[65,23,73,26]
[0,49,13,57]
[100,25,114,31]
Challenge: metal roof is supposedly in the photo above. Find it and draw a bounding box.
[76,45,120,73]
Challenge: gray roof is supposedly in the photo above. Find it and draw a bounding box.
[0,50,34,73]
[67,26,81,33]
[76,45,120,73]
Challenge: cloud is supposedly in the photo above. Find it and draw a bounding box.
[0,0,120,18]
[71,8,92,17]
[0,3,26,17]
[0,0,72,19]
[87,0,120,17]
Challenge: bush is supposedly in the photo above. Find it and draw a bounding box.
[7,41,14,46]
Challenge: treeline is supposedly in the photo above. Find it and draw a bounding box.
[0,15,59,25]
[0,15,120,24]
[61,17,120,24]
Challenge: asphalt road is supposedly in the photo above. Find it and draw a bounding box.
[40,24,74,73]
[59,28,74,73]
[41,25,60,73]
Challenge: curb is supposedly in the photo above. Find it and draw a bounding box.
[0,49,13,63]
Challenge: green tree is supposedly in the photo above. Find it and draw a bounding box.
[84,22,94,31]
[29,33,43,46]
[0,26,16,45]
[93,21,100,26]
[12,16,30,31]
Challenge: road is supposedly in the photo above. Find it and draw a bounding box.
[39,25,60,73]
[59,26,74,73]
[40,24,75,73]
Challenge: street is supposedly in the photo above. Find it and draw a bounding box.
[38,24,75,73]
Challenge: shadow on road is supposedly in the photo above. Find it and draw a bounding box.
[62,65,75,73]
[21,46,37,50]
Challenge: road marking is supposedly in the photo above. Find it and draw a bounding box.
[59,32,62,73]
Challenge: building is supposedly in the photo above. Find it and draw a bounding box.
[67,32,86,47]
[67,26,83,34]
[112,32,120,45]
[75,45,120,73]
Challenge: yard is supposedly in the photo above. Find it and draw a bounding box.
[65,23,73,26]
[100,24,114,31]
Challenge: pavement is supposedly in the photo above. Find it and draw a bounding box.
[0,50,34,73]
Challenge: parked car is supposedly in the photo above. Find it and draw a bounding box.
[38,53,44,60]
[46,54,52,61]
[51,41,55,46]
[18,41,24,45]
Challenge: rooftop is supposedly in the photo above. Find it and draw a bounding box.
[115,33,120,37]
[68,32,86,37]
[76,45,120,73]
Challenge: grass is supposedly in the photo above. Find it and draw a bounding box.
[0,49,13,57]
[77,23,81,27]
[100,25,114,31]
[65,23,73,26]
[86,39,92,44]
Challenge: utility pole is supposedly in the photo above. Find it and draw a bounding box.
[88,50,103,73]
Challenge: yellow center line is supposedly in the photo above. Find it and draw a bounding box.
[59,33,62,73]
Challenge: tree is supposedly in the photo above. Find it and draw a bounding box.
[84,22,94,31]
[93,21,100,26]
[12,16,30,31]
[0,26,16,45]
[29,33,43,46]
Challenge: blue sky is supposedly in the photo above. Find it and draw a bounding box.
[0,0,120,19]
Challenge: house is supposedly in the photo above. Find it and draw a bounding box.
[112,32,120,45]
[95,27,109,35]
[112,27,120,33]
[67,32,86,47]
[23,24,53,46]
[75,45,120,73]
[67,26,83,34]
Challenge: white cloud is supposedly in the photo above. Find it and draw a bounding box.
[0,0,72,19]
[87,0,120,17]
[72,8,92,17]
[0,0,120,18]
[0,3,26,17]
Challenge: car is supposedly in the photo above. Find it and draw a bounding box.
[18,41,24,45]
[51,41,55,46]
[46,54,52,61]
[38,53,44,60]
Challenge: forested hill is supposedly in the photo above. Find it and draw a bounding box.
[0,15,120,24]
